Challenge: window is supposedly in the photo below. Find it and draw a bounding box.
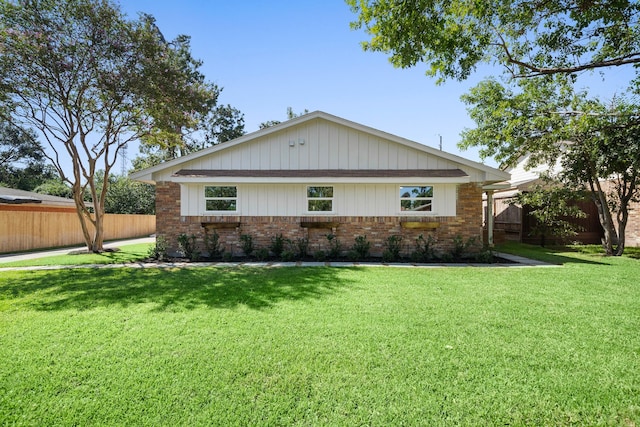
[204,186,237,211]
[400,186,433,212]
[307,186,333,212]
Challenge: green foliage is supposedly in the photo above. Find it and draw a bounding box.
[240,234,254,257]
[326,233,342,259]
[461,76,640,255]
[348,0,640,81]
[254,248,269,262]
[204,230,224,260]
[177,234,200,261]
[511,178,587,247]
[382,235,402,262]
[147,236,168,262]
[97,173,155,215]
[411,233,436,263]
[0,0,218,251]
[352,235,371,259]
[313,250,327,262]
[281,250,295,262]
[293,237,309,259]
[0,123,56,190]
[450,235,478,260]
[269,234,285,257]
[33,178,74,199]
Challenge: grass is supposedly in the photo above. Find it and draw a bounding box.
[0,243,152,267]
[1,245,639,425]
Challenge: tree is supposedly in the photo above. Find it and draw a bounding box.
[96,172,155,215]
[348,0,640,81]
[132,102,246,170]
[0,122,56,190]
[460,77,640,255]
[33,178,73,199]
[510,177,587,247]
[259,107,309,129]
[0,0,217,251]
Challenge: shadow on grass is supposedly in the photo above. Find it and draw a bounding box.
[1,267,355,312]
[496,243,607,266]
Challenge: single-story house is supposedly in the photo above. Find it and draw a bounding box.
[131,111,510,257]
[0,185,78,213]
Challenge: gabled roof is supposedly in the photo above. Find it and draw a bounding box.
[131,111,510,184]
[0,186,76,207]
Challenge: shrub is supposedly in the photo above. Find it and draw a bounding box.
[204,230,224,259]
[240,234,254,256]
[255,248,270,261]
[326,233,342,259]
[411,233,435,263]
[314,250,327,261]
[450,235,478,260]
[269,233,285,257]
[352,235,370,259]
[177,233,200,261]
[294,237,309,259]
[382,235,403,262]
[347,250,360,262]
[222,252,233,262]
[281,250,296,262]
[147,235,168,261]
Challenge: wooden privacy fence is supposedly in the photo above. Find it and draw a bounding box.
[0,210,156,253]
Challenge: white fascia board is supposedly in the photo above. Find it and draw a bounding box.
[171,176,471,184]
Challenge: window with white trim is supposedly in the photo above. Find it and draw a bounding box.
[307,186,333,212]
[204,186,237,211]
[400,186,433,212]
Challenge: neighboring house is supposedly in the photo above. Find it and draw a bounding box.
[131,111,510,256]
[0,186,155,253]
[0,186,78,213]
[485,154,607,245]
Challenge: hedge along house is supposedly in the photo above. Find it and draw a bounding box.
[131,111,510,257]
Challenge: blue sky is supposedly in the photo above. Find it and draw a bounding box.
[119,1,636,169]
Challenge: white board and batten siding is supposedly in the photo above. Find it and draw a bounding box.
[180,183,458,217]
[152,119,487,182]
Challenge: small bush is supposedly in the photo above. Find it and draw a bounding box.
[255,248,270,261]
[147,236,168,261]
[222,252,233,262]
[240,234,254,256]
[281,250,296,262]
[294,237,309,259]
[450,235,478,260]
[177,233,200,261]
[204,230,224,259]
[347,250,360,262]
[269,234,285,257]
[475,247,494,263]
[383,235,403,262]
[411,234,435,263]
[326,233,342,259]
[352,235,370,259]
[314,250,327,261]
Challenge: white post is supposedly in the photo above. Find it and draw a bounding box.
[487,190,495,247]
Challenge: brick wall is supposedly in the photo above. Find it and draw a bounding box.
[155,181,484,257]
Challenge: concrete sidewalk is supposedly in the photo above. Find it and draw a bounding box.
[0,236,156,264]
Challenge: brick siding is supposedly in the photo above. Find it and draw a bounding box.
[155,181,484,257]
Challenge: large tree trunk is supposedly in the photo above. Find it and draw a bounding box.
[589,180,618,256]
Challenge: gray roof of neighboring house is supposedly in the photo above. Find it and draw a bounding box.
[0,186,76,207]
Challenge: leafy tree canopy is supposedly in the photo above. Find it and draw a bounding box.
[0,0,218,251]
[348,0,640,81]
[461,76,640,254]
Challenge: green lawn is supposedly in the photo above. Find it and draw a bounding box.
[1,246,639,425]
[0,243,152,267]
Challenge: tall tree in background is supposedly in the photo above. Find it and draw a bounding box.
[0,0,217,252]
[0,122,56,190]
[259,107,309,129]
[132,103,246,171]
[348,0,640,81]
[460,77,640,255]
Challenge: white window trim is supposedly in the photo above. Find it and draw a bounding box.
[306,185,335,214]
[204,185,238,213]
[398,185,437,215]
